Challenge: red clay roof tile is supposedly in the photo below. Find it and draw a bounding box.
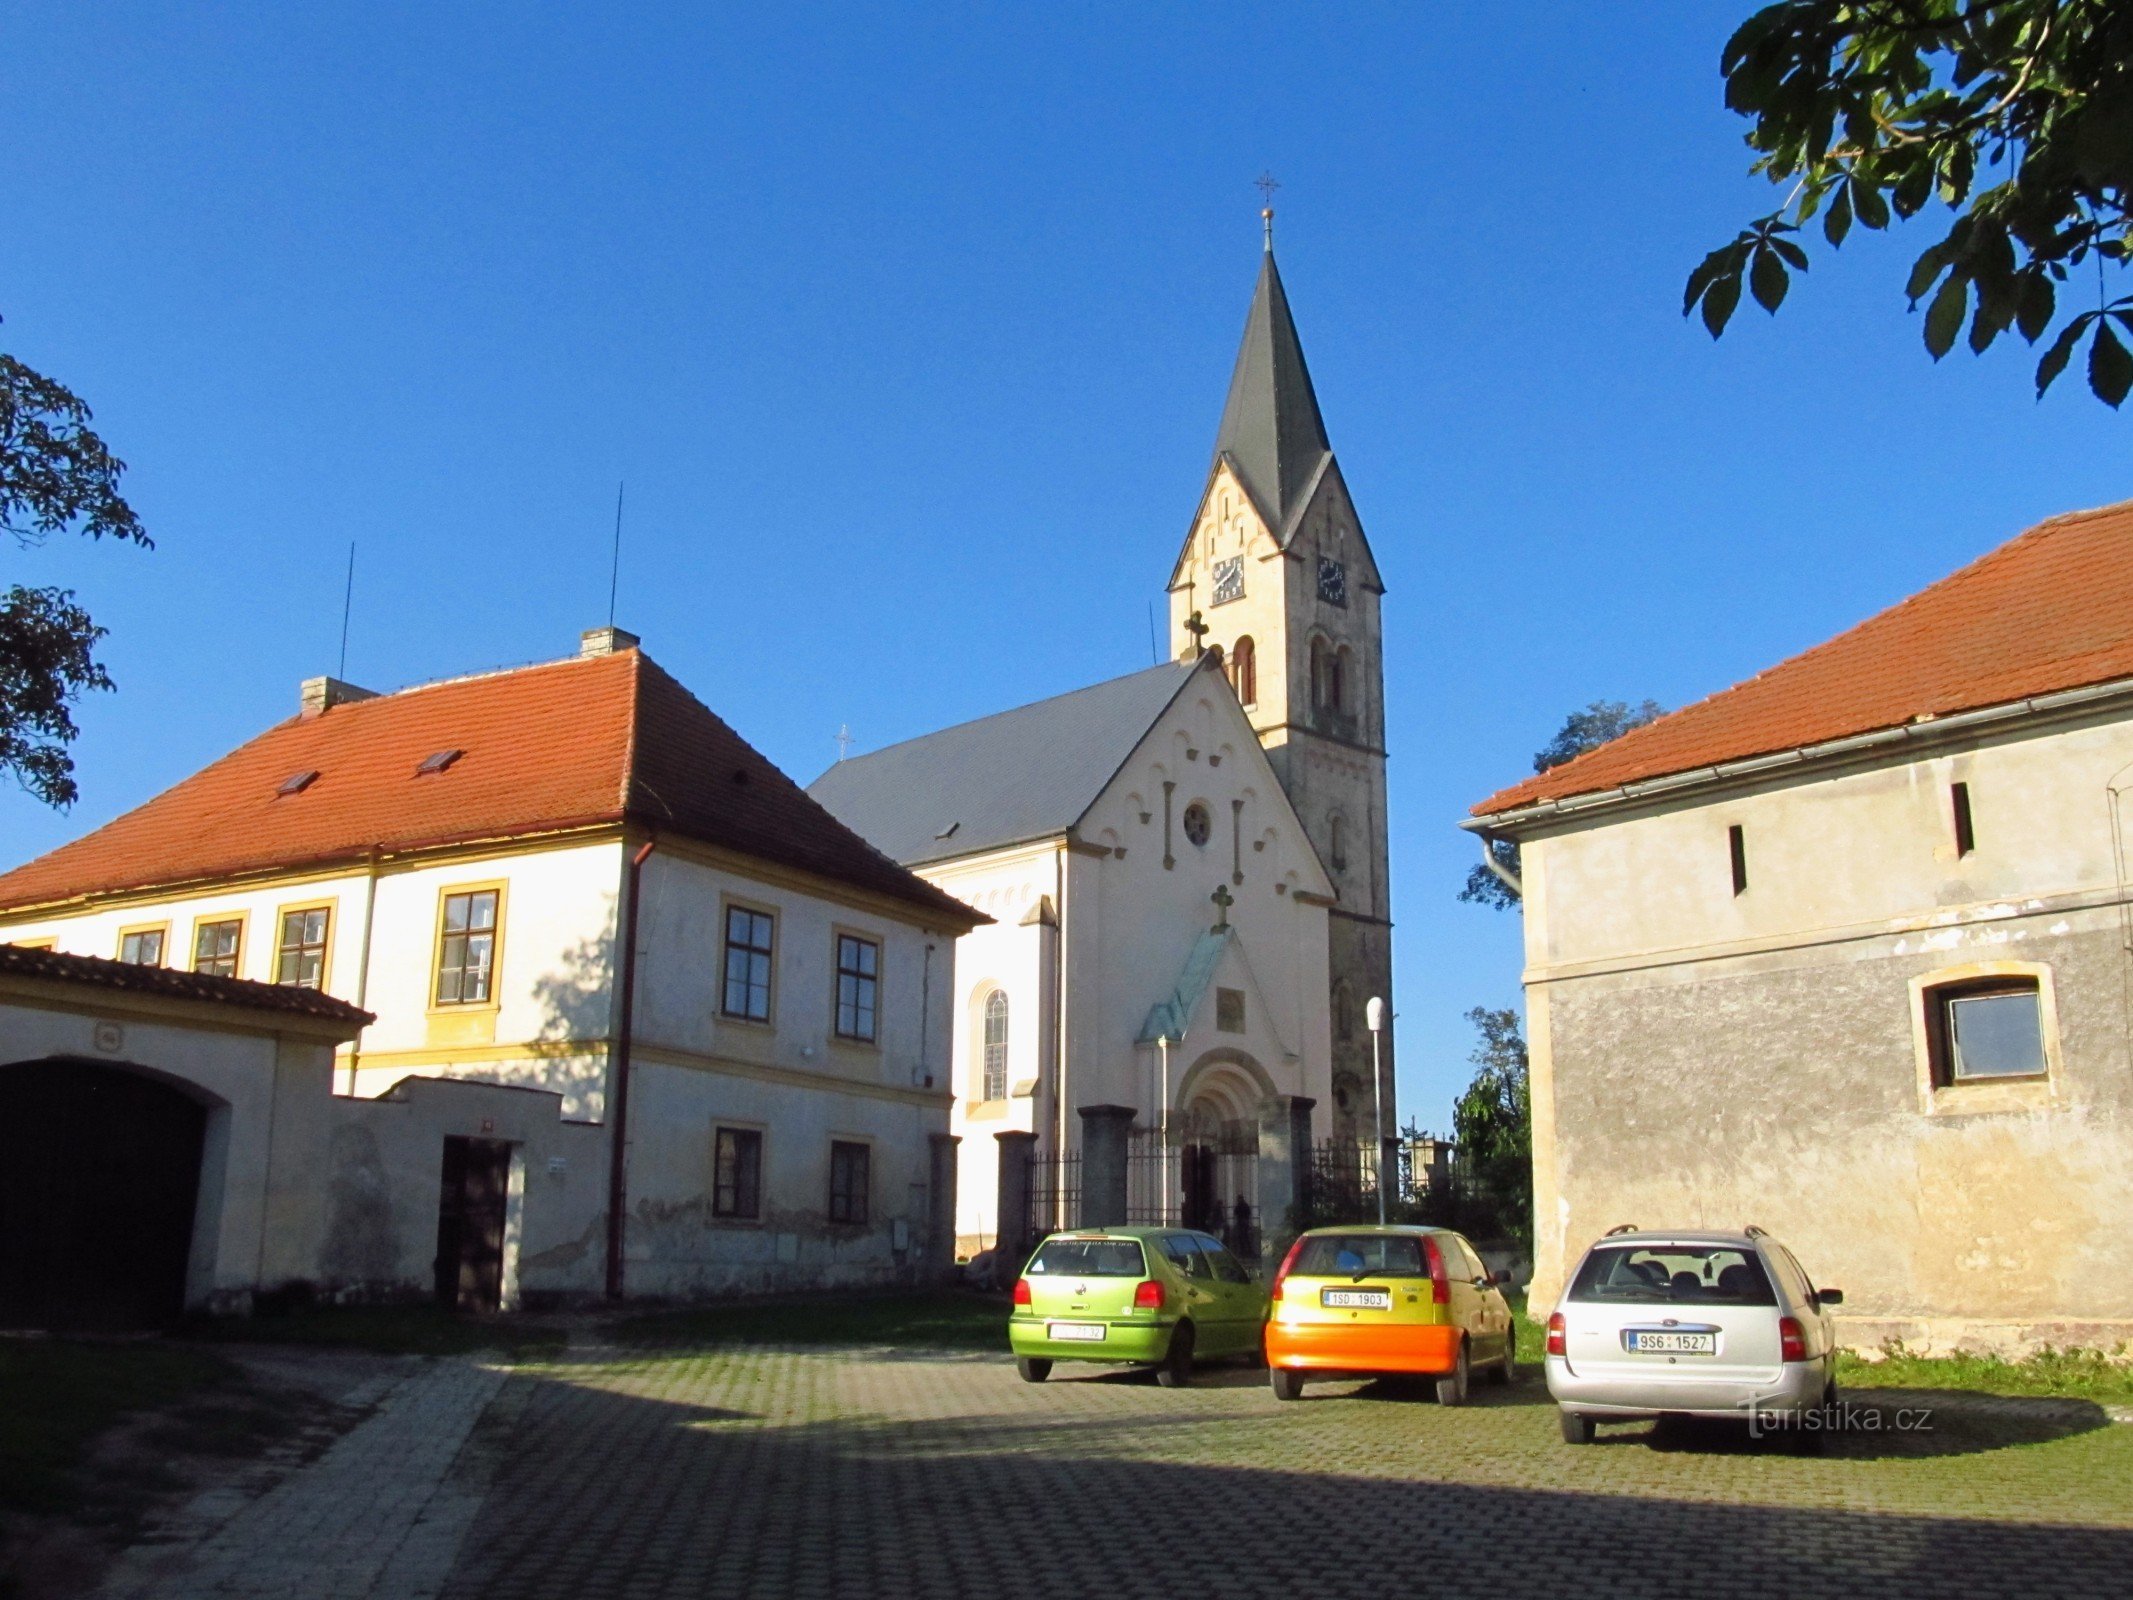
[0,649,982,927]
[1475,499,2133,818]
[0,942,374,1026]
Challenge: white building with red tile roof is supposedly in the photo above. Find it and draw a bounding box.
[0,627,986,1317]
[1469,501,2133,1354]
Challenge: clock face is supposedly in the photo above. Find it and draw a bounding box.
[1211,557,1244,606]
[1317,557,1348,607]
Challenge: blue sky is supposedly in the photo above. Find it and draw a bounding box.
[3,4,2125,1128]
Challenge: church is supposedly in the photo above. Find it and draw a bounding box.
[809,226,1395,1257]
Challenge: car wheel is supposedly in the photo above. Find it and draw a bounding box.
[1559,1410,1594,1445]
[1493,1330,1518,1386]
[1433,1340,1470,1406]
[1156,1322,1196,1388]
[1016,1357,1052,1384]
[1269,1366,1305,1402]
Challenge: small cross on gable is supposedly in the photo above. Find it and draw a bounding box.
[1210,883,1234,931]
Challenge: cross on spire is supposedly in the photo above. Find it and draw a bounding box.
[1254,172,1279,250]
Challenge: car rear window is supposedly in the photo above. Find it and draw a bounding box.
[1027,1238,1147,1278]
[1567,1245,1777,1306]
[1292,1234,1428,1278]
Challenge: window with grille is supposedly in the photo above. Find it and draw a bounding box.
[722,905,775,1021]
[435,890,499,1005]
[835,934,879,1042]
[713,1127,763,1220]
[828,1141,870,1226]
[277,908,330,988]
[118,928,166,966]
[192,919,242,977]
[981,990,1009,1101]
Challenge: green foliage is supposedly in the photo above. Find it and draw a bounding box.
[1450,1007,1532,1248]
[1688,1,2133,404]
[615,1291,1007,1353]
[1839,1340,2133,1403]
[0,1339,227,1514]
[1461,698,1663,909]
[1,331,149,808]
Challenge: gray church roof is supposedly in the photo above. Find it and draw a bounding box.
[1212,248,1334,536]
[808,661,1202,868]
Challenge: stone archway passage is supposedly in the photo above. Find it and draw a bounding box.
[0,1059,208,1331]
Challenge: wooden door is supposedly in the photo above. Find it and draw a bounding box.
[434,1137,511,1312]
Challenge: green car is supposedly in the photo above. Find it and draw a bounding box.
[1008,1227,1269,1386]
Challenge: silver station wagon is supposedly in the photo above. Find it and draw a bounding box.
[1544,1227,1843,1445]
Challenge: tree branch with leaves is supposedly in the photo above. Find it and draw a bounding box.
[1687,0,2133,404]
[2,329,150,807]
[1460,698,1664,909]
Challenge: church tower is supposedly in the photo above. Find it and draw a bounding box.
[1168,229,1394,1147]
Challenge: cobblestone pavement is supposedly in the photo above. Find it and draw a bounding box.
[96,1355,511,1600]
[431,1343,2133,1600]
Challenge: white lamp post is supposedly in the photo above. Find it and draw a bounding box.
[1365,996,1388,1225]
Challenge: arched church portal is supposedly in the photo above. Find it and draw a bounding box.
[1173,1052,1271,1255]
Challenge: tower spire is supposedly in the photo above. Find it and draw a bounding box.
[1210,223,1332,535]
[1254,171,1279,253]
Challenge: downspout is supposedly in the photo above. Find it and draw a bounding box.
[1053,846,1069,1206]
[345,845,383,1096]
[1477,832,1523,898]
[605,839,656,1301]
[918,940,935,1087]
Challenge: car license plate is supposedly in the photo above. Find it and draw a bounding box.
[1048,1322,1106,1341]
[1321,1288,1392,1310]
[1625,1330,1716,1354]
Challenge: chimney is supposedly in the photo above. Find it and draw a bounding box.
[299,676,378,717]
[580,626,641,658]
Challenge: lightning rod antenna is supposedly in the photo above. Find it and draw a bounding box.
[607,482,625,628]
[337,543,355,679]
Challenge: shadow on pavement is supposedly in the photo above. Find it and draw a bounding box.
[435,1351,2132,1599]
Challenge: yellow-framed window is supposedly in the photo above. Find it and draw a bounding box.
[435,888,501,1005]
[117,926,168,966]
[276,906,331,989]
[192,918,243,978]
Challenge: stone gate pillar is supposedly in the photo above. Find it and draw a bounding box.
[1078,1105,1137,1228]
[928,1132,960,1281]
[993,1130,1038,1273]
[1256,1094,1315,1266]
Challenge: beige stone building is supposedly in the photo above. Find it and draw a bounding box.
[1469,501,2133,1356]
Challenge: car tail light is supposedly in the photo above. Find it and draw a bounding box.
[1133,1279,1166,1311]
[1779,1316,1807,1363]
[1268,1236,1307,1303]
[1012,1278,1031,1307]
[1546,1312,1566,1357]
[1423,1235,1450,1306]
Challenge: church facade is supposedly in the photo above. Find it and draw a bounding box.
[810,237,1395,1255]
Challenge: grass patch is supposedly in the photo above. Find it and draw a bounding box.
[618,1291,1007,1353]
[0,1339,230,1515]
[185,1305,567,1360]
[1840,1345,2133,1406]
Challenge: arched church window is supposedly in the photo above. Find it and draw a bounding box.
[1329,813,1347,874]
[1231,636,1256,707]
[1310,638,1328,709]
[981,990,1009,1102]
[1334,982,1356,1043]
[1329,646,1349,714]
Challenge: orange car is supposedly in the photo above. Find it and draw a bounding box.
[1265,1225,1517,1402]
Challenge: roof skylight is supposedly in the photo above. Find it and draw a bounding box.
[417,748,464,775]
[278,770,320,796]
